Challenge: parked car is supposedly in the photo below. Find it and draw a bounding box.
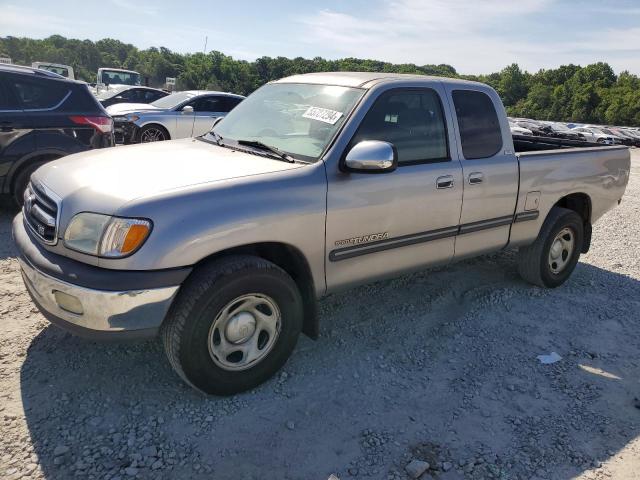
[0,64,114,205]
[31,62,75,80]
[544,122,585,141]
[107,90,244,143]
[13,72,630,395]
[514,120,552,136]
[96,85,168,108]
[509,122,533,136]
[571,127,615,144]
[607,127,640,147]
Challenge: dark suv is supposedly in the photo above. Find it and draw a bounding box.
[0,65,114,205]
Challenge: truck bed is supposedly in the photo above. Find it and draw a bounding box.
[510,144,630,247]
[513,134,603,152]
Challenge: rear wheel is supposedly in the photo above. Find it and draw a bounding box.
[518,207,584,288]
[161,255,303,395]
[138,124,169,143]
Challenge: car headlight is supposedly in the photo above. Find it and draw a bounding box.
[126,114,140,122]
[64,213,152,258]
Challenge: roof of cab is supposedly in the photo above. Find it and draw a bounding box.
[273,71,485,89]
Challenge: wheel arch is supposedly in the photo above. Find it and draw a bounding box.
[190,241,319,339]
[553,192,592,253]
[137,122,171,141]
[6,149,66,195]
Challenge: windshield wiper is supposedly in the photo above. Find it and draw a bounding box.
[237,139,295,163]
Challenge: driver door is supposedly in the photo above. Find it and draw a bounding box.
[325,86,463,291]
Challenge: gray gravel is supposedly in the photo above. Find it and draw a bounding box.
[1,150,639,480]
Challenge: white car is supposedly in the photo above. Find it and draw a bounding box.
[107,90,245,143]
[571,127,615,145]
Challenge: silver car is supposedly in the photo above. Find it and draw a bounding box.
[107,90,245,143]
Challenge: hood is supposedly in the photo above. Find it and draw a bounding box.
[106,103,161,115]
[32,138,304,217]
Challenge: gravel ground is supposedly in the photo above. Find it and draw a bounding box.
[1,150,639,480]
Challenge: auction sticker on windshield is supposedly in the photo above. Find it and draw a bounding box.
[302,106,343,125]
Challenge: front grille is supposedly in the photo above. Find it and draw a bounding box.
[23,181,60,245]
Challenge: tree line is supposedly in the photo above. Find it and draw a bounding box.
[1,35,639,126]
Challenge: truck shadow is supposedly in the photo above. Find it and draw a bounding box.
[17,255,640,479]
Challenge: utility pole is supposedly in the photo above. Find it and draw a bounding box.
[203,36,208,54]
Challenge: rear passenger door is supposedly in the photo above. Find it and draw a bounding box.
[445,87,519,259]
[325,86,463,291]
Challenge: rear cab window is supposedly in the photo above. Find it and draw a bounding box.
[452,90,502,159]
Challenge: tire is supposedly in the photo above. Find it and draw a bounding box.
[161,255,303,395]
[517,207,584,288]
[138,124,169,143]
[12,160,50,207]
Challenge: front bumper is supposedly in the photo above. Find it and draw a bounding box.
[13,214,189,339]
[113,120,138,144]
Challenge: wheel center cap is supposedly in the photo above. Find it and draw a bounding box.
[550,239,563,259]
[225,312,256,344]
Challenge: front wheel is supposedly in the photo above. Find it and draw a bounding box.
[517,207,584,288]
[138,124,169,143]
[161,255,303,395]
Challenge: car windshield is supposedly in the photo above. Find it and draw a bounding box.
[552,124,570,131]
[210,83,365,162]
[101,70,140,86]
[151,91,197,109]
[38,65,68,77]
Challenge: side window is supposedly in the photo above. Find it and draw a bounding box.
[221,96,243,112]
[0,80,14,110]
[142,90,162,102]
[193,96,224,112]
[351,88,449,165]
[120,89,136,100]
[452,90,502,160]
[11,78,69,110]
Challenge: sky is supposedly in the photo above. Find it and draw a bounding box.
[2,0,640,75]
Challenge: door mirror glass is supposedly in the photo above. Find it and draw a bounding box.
[182,105,194,114]
[344,140,397,173]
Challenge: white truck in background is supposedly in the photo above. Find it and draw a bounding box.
[31,62,75,80]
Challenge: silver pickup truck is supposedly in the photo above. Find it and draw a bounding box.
[13,72,630,395]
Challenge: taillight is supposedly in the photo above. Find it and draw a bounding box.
[69,115,113,134]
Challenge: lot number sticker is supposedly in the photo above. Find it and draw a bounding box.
[302,106,343,125]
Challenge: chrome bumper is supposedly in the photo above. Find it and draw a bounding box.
[19,256,179,337]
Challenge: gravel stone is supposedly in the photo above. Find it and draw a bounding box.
[405,459,430,478]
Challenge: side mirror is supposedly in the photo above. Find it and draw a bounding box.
[182,105,194,114]
[343,140,397,173]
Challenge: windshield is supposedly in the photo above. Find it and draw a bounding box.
[211,83,364,161]
[101,70,140,86]
[552,124,570,131]
[151,91,196,109]
[38,65,69,77]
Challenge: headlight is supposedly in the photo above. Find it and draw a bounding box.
[64,213,152,258]
[126,114,140,122]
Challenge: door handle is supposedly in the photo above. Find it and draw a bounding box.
[436,175,454,189]
[468,172,484,185]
